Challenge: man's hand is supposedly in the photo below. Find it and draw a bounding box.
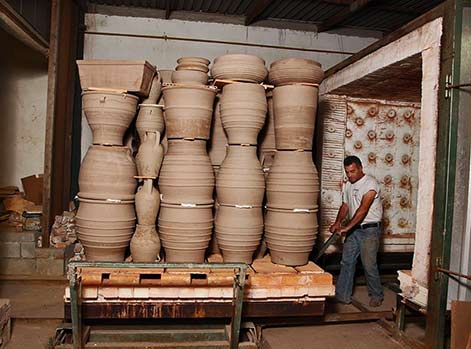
[338,226,350,235]
[329,222,341,234]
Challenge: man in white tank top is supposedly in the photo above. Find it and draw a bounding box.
[330,156,384,307]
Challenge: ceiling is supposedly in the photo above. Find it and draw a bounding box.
[87,0,445,34]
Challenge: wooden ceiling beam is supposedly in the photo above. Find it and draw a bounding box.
[165,0,171,19]
[245,0,273,26]
[317,0,374,32]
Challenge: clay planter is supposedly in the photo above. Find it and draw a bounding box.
[266,151,320,209]
[264,207,318,266]
[76,197,135,261]
[208,95,228,166]
[78,145,137,200]
[136,104,165,141]
[268,58,324,86]
[135,179,160,225]
[220,83,267,145]
[162,84,217,140]
[272,85,318,150]
[216,145,265,206]
[215,205,263,263]
[130,224,161,262]
[159,140,214,204]
[211,54,268,83]
[171,70,208,85]
[158,203,213,262]
[141,72,162,104]
[136,132,164,178]
[82,91,139,145]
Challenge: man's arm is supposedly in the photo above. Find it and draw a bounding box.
[329,202,349,233]
[339,190,377,233]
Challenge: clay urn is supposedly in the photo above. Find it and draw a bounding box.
[136,104,165,141]
[268,58,324,86]
[136,131,164,178]
[130,224,161,262]
[135,179,160,225]
[171,70,208,85]
[211,54,268,83]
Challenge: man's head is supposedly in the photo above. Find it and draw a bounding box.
[343,156,364,183]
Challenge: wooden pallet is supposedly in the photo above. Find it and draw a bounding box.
[65,255,334,302]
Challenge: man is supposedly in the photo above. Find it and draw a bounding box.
[330,155,384,307]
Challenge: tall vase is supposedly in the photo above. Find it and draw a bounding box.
[130,224,161,262]
[135,179,160,225]
[136,131,164,178]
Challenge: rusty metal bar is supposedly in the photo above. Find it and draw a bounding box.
[436,267,471,280]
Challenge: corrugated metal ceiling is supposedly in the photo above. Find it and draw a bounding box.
[87,0,445,33]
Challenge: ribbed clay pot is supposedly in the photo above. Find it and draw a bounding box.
[265,207,318,266]
[162,84,217,140]
[158,203,213,262]
[216,145,265,206]
[130,224,161,262]
[171,70,208,85]
[136,131,164,178]
[215,205,263,263]
[211,54,268,83]
[78,145,137,200]
[159,139,214,204]
[136,104,164,141]
[266,151,319,209]
[268,58,324,86]
[273,85,318,150]
[176,63,209,73]
[208,95,227,166]
[76,197,135,261]
[82,91,139,145]
[177,56,210,66]
[141,72,162,104]
[220,83,267,145]
[258,92,276,155]
[135,179,160,225]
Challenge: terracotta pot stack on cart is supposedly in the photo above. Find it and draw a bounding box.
[158,57,217,262]
[76,60,159,261]
[211,54,268,264]
[265,58,324,266]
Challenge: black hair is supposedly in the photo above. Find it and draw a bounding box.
[344,155,362,167]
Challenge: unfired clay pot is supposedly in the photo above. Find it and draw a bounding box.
[130,224,161,262]
[216,145,265,206]
[272,85,318,150]
[176,63,209,73]
[135,179,160,225]
[158,203,213,262]
[136,104,164,141]
[258,92,276,157]
[76,197,135,261]
[266,151,319,209]
[264,207,318,266]
[142,72,162,104]
[208,95,228,166]
[159,139,214,204]
[220,83,267,145]
[136,132,164,178]
[162,84,217,140]
[82,91,139,145]
[78,145,137,200]
[268,58,324,86]
[215,205,263,263]
[171,70,208,85]
[211,54,268,83]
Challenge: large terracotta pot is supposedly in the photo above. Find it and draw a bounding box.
[272,85,318,150]
[215,205,263,263]
[211,54,268,83]
[130,224,161,262]
[264,207,318,266]
[76,197,135,261]
[135,179,160,225]
[82,91,139,145]
[141,72,162,104]
[162,84,217,140]
[136,104,164,141]
[78,145,137,200]
[266,151,319,209]
[171,70,208,85]
[136,131,164,178]
[220,83,267,145]
[208,95,227,166]
[159,139,214,204]
[268,58,324,86]
[158,203,213,262]
[177,57,210,66]
[258,92,276,156]
[216,145,265,206]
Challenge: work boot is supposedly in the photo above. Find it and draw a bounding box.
[369,298,383,307]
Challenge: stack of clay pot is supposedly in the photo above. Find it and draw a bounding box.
[158,57,217,262]
[211,54,268,263]
[264,58,324,266]
[77,69,163,261]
